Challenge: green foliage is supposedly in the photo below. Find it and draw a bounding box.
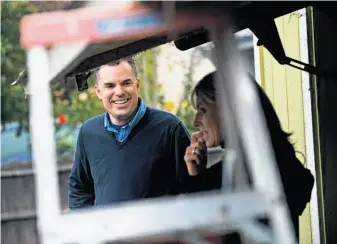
[52,76,105,125]
[56,139,74,156]
[54,124,76,157]
[135,48,165,108]
[1,1,37,132]
[177,99,198,134]
[175,47,210,134]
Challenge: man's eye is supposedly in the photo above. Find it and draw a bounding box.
[123,81,132,86]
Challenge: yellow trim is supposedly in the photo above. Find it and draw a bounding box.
[258,11,313,244]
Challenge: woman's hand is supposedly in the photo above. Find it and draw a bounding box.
[184,132,207,176]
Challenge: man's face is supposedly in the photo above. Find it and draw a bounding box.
[95,62,140,125]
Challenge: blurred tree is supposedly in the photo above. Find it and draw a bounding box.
[1,1,37,134]
[52,76,106,126]
[135,48,165,109]
[28,1,73,12]
[175,46,212,133]
[1,1,73,134]
[1,1,80,158]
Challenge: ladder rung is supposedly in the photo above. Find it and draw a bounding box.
[57,191,275,243]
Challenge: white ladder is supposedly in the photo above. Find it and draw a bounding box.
[22,1,297,244]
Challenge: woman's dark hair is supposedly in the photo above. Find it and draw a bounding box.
[191,72,216,109]
[191,71,314,238]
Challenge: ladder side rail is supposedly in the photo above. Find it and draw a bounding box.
[210,18,297,244]
[27,47,62,244]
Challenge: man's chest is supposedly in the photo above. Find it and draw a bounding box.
[86,137,175,201]
[86,135,173,184]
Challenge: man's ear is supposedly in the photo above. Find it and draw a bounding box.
[137,79,140,92]
[94,84,102,100]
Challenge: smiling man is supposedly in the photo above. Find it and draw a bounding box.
[68,57,194,209]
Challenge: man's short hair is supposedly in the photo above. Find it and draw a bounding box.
[94,56,138,83]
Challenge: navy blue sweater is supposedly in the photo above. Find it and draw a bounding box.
[68,107,193,209]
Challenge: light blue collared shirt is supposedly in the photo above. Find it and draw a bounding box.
[104,98,147,142]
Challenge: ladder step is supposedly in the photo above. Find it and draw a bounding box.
[57,191,274,243]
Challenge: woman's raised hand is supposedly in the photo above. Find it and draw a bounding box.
[184,132,207,176]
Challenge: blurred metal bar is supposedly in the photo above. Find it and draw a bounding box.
[210,17,296,244]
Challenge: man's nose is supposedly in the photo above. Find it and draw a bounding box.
[115,85,125,96]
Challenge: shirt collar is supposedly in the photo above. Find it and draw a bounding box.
[206,146,226,169]
[104,98,147,132]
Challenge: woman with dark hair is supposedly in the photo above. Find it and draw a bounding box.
[184,71,314,240]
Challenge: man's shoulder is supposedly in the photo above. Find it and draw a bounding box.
[81,113,105,132]
[147,107,182,127]
[145,107,190,143]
